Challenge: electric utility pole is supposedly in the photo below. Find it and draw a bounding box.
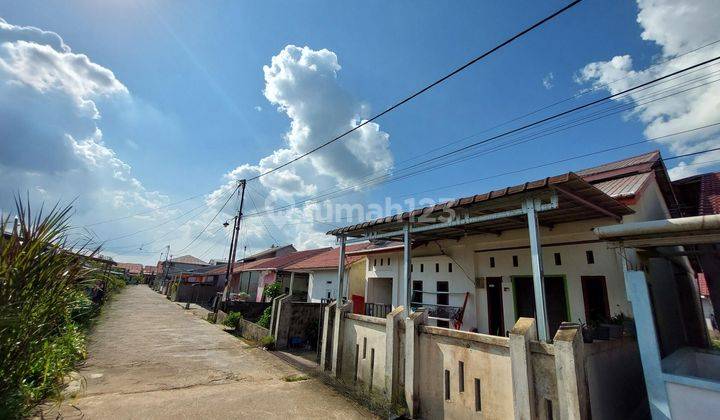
[217,180,246,313]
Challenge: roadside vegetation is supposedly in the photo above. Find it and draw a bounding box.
[0,198,126,419]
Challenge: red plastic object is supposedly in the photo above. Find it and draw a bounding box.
[351,295,365,315]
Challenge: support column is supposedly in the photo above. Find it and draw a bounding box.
[288,272,295,296]
[510,317,537,420]
[404,308,428,418]
[624,269,671,420]
[331,301,352,377]
[320,301,336,371]
[402,223,411,313]
[337,235,347,302]
[525,197,549,342]
[553,323,588,420]
[385,305,405,403]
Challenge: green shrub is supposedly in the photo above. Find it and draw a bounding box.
[260,335,275,350]
[262,281,283,301]
[257,307,272,329]
[0,197,118,418]
[223,311,243,329]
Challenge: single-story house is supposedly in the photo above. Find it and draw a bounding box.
[284,243,379,303]
[226,247,331,302]
[327,150,678,340]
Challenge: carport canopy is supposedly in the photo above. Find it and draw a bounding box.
[328,172,633,342]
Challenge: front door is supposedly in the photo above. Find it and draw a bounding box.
[486,277,504,336]
[513,276,569,339]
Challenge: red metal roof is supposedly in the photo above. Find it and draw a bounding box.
[592,172,653,199]
[700,172,720,216]
[576,150,660,181]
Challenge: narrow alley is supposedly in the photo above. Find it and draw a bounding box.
[42,286,374,419]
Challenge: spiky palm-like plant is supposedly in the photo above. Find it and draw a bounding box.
[0,198,105,417]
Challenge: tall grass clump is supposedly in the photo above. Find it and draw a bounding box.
[0,198,122,418]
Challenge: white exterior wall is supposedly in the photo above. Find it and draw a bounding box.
[355,178,674,334]
[308,270,337,302]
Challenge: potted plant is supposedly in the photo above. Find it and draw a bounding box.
[580,321,594,343]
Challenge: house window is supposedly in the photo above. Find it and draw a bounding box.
[475,378,482,412]
[448,263,453,273]
[380,258,383,266]
[435,263,440,273]
[490,257,495,268]
[586,250,594,264]
[412,280,423,304]
[554,252,562,266]
[373,259,377,267]
[458,361,465,393]
[437,281,449,305]
[411,264,413,272]
[387,258,390,266]
[444,369,451,400]
[438,320,450,328]
[420,264,424,273]
[512,255,519,267]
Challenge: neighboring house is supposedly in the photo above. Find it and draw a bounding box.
[116,262,143,276]
[594,211,720,419]
[327,151,677,338]
[284,243,376,303]
[226,247,331,302]
[156,254,209,293]
[673,171,720,335]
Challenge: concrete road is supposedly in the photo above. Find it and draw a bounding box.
[43,286,374,419]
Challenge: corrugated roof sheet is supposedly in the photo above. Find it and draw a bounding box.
[592,172,653,199]
[700,172,720,216]
[576,150,660,178]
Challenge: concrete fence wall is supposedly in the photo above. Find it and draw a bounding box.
[237,318,271,342]
[415,326,514,419]
[319,308,646,419]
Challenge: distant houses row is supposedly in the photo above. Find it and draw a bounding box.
[120,150,720,419]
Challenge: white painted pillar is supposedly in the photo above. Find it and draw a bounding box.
[624,269,671,420]
[336,235,346,302]
[525,197,549,342]
[402,223,411,313]
[288,271,295,296]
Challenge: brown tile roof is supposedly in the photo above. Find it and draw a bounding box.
[143,265,156,274]
[285,243,373,271]
[699,172,720,215]
[116,262,143,274]
[170,255,208,265]
[327,172,633,237]
[698,273,710,296]
[232,248,332,273]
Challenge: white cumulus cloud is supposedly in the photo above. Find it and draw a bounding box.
[208,45,395,253]
[576,0,720,180]
[0,17,170,261]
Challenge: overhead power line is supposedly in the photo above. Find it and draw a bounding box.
[242,57,720,218]
[246,0,584,182]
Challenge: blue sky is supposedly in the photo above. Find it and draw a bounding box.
[1,0,719,264]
